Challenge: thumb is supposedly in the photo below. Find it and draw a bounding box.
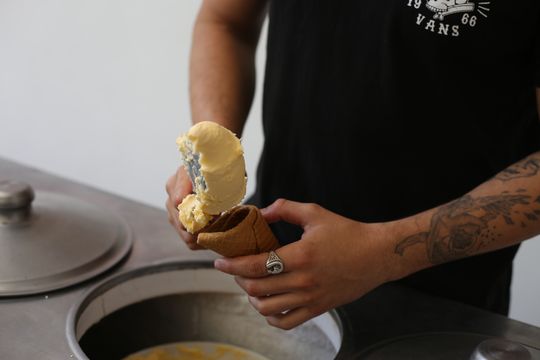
[260,199,318,228]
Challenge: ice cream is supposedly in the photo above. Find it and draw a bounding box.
[123,341,269,360]
[177,194,213,234]
[176,121,247,233]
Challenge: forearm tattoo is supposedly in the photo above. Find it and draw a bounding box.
[395,191,540,264]
[395,153,540,265]
[496,153,540,181]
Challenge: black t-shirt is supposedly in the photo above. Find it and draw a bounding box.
[249,0,540,315]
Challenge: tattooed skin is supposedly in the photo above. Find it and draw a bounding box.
[395,192,535,264]
[496,154,540,181]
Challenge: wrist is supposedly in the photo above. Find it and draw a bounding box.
[378,214,431,282]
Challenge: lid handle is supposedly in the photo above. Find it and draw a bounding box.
[0,180,35,225]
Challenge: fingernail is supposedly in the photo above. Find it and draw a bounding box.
[214,258,226,270]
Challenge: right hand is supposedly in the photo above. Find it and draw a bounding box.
[165,166,205,250]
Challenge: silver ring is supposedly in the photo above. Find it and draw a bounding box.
[266,250,284,275]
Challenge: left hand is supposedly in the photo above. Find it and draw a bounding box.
[214,199,398,330]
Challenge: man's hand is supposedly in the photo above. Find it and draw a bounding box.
[165,166,204,250]
[214,199,398,330]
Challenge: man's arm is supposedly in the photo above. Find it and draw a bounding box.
[189,0,267,135]
[166,0,267,248]
[213,90,540,330]
[391,90,540,277]
[392,151,540,275]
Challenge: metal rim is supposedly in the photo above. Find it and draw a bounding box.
[351,331,494,359]
[65,260,348,360]
[66,260,220,360]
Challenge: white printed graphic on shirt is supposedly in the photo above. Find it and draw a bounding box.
[426,0,475,20]
[406,0,491,37]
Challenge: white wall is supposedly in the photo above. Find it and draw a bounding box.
[511,238,540,327]
[0,0,264,205]
[1,1,538,328]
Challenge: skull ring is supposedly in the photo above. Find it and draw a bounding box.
[266,251,284,275]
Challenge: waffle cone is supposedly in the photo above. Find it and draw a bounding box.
[196,205,280,257]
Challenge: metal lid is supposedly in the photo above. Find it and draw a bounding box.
[0,181,132,296]
[470,338,531,360]
[354,333,537,360]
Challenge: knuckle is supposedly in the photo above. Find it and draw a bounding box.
[274,198,287,207]
[257,304,273,317]
[300,295,313,308]
[272,198,288,212]
[244,282,260,297]
[172,193,185,207]
[294,247,313,268]
[302,291,317,305]
[297,274,316,289]
[305,203,321,214]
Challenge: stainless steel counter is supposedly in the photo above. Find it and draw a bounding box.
[0,157,216,359]
[1,157,539,360]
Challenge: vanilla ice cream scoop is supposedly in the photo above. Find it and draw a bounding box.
[176,121,247,233]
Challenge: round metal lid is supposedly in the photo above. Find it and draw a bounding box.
[355,333,535,360]
[0,180,132,296]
